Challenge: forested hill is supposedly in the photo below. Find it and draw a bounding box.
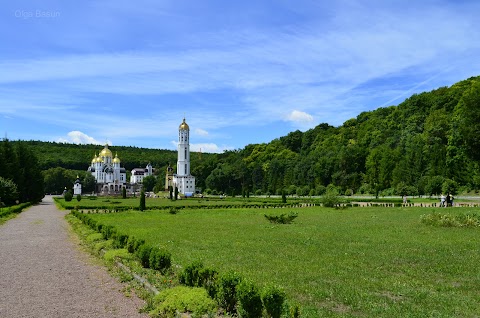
[201,75,480,196]
[9,75,480,196]
[13,141,181,171]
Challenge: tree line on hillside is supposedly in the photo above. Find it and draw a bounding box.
[197,76,480,197]
[7,76,480,197]
[0,139,44,206]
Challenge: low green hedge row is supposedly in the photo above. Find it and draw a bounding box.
[71,210,299,317]
[178,261,297,318]
[62,202,314,212]
[0,202,33,218]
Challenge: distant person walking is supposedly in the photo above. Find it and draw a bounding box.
[440,194,445,207]
[446,193,451,207]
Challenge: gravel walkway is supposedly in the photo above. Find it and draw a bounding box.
[0,196,148,318]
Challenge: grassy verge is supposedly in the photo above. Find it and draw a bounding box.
[83,206,480,317]
[65,213,179,315]
[0,202,33,225]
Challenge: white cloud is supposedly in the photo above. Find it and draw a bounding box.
[195,128,209,136]
[57,131,109,145]
[285,110,314,124]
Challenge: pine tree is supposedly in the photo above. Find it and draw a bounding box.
[139,189,146,211]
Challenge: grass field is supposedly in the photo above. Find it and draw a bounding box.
[83,205,480,317]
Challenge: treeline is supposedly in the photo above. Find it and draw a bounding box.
[7,76,480,197]
[0,139,44,206]
[18,141,182,171]
[198,76,480,196]
[10,141,212,194]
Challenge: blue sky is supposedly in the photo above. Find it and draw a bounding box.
[1,1,480,153]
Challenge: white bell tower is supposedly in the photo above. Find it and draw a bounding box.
[173,117,195,196]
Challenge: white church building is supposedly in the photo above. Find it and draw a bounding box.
[173,118,196,196]
[87,144,127,194]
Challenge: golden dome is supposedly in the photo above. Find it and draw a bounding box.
[113,153,121,164]
[99,144,113,157]
[179,118,189,130]
[91,154,97,164]
[96,156,103,163]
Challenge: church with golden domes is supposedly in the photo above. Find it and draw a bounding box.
[87,144,127,194]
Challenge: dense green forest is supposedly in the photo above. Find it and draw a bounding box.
[6,75,480,196]
[0,139,44,205]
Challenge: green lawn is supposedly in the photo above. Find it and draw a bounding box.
[86,206,480,317]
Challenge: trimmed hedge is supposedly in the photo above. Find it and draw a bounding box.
[70,210,291,317]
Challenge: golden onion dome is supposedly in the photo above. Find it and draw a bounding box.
[99,144,113,157]
[113,153,121,164]
[91,154,97,164]
[96,156,104,163]
[179,118,189,130]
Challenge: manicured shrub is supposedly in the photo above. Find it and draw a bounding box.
[114,233,129,248]
[150,286,216,318]
[126,236,139,253]
[64,191,73,202]
[261,285,286,318]
[139,189,146,211]
[179,261,205,286]
[178,261,219,298]
[217,271,243,314]
[321,189,342,208]
[136,244,153,268]
[76,194,82,201]
[264,212,298,224]
[149,247,172,272]
[122,187,127,199]
[236,279,263,318]
[198,267,218,299]
[101,225,115,239]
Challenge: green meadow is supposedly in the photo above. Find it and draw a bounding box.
[84,205,480,317]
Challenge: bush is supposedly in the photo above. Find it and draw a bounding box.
[261,285,286,318]
[179,261,204,286]
[315,185,326,196]
[236,279,263,318]
[217,271,243,314]
[113,233,129,248]
[179,260,218,297]
[64,191,73,202]
[101,225,115,240]
[321,189,341,208]
[357,183,373,195]
[149,247,172,272]
[126,236,144,254]
[150,286,216,318]
[76,194,81,201]
[264,212,298,224]
[136,244,153,268]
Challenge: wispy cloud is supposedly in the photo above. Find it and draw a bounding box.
[1,1,480,148]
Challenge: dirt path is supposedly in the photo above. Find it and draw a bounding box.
[0,196,148,318]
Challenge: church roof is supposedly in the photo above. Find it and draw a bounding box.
[179,118,189,130]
